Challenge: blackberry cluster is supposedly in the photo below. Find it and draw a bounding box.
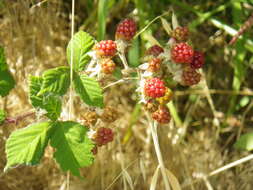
[86,18,206,155]
[92,18,137,78]
[170,27,204,86]
[139,24,205,124]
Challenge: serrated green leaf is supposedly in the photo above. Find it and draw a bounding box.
[67,31,95,72]
[0,109,6,125]
[29,75,43,108]
[50,121,94,177]
[234,132,253,151]
[0,46,8,71]
[42,94,62,121]
[39,66,70,96]
[0,70,15,97]
[5,122,53,171]
[74,74,104,108]
[29,76,62,121]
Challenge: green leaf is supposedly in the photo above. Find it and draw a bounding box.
[0,70,15,97]
[5,122,53,170]
[0,109,6,125]
[67,31,95,72]
[29,76,62,121]
[39,66,70,96]
[0,46,8,71]
[42,94,62,121]
[234,132,253,151]
[50,121,94,177]
[74,74,104,108]
[29,75,43,108]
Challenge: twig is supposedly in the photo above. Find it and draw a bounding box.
[4,111,35,125]
[229,13,253,45]
[182,154,253,188]
[30,0,49,9]
[175,89,253,96]
[134,11,171,39]
[103,77,137,90]
[118,52,129,70]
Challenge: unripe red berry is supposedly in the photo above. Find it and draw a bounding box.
[115,18,137,41]
[144,78,166,98]
[190,51,205,69]
[148,58,162,72]
[181,66,201,86]
[171,43,194,64]
[152,106,171,124]
[146,45,164,56]
[94,127,114,146]
[171,26,189,41]
[101,59,116,74]
[95,40,117,57]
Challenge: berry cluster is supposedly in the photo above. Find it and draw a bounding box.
[83,106,119,154]
[137,24,205,124]
[84,17,205,156]
[170,27,204,86]
[87,18,137,78]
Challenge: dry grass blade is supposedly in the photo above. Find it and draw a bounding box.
[161,17,172,35]
[165,169,181,190]
[150,166,160,190]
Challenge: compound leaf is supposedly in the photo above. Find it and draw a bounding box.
[234,132,253,151]
[5,122,53,171]
[50,121,94,177]
[67,31,95,72]
[74,74,104,108]
[39,66,70,96]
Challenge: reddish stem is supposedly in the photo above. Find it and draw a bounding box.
[229,13,253,45]
[4,111,35,125]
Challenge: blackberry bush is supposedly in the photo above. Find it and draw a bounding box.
[2,13,205,179]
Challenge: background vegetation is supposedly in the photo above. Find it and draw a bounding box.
[1,0,253,189]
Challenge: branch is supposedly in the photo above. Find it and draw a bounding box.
[4,111,35,125]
